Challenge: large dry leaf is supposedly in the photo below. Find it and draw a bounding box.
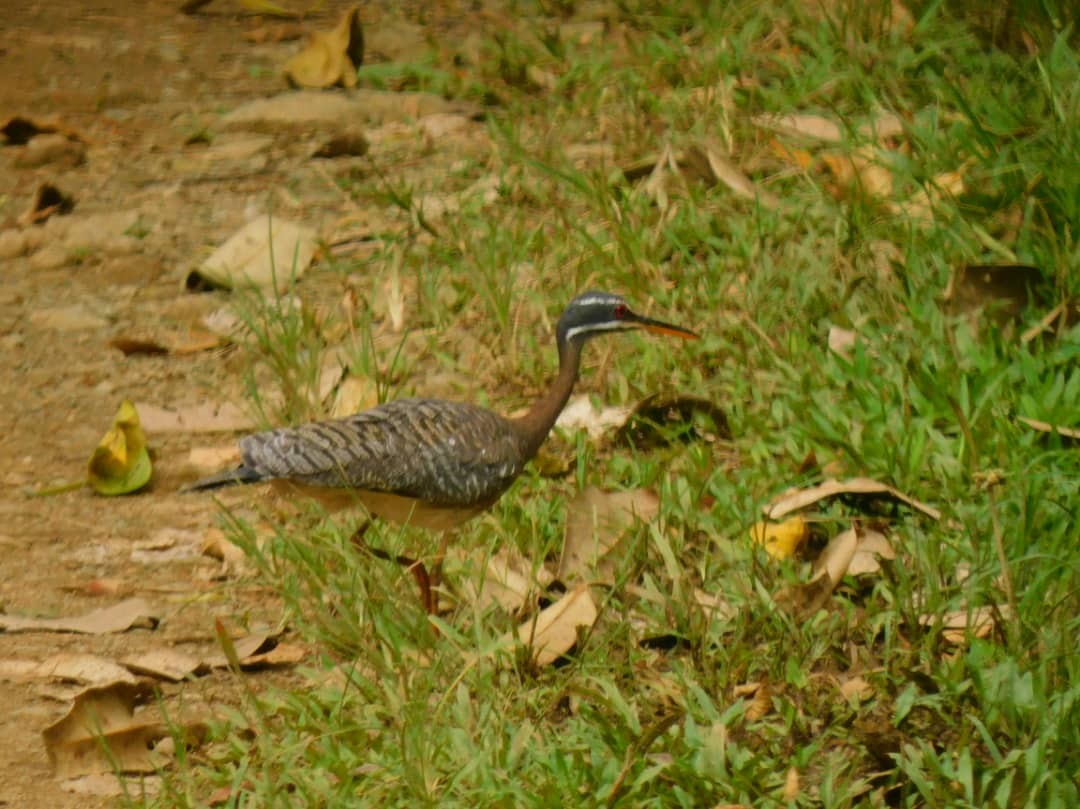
[775,527,859,615]
[0,598,157,635]
[517,584,598,666]
[753,113,843,142]
[0,654,135,687]
[559,487,660,584]
[765,477,941,521]
[43,682,204,777]
[617,393,730,449]
[87,401,152,496]
[284,6,364,89]
[454,547,553,615]
[682,144,780,209]
[555,395,633,440]
[122,649,204,682]
[135,401,254,433]
[186,215,316,292]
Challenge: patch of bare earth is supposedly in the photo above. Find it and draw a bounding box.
[0,2,483,804]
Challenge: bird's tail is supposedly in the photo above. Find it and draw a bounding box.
[182,465,264,493]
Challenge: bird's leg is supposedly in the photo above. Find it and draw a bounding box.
[348,523,436,615]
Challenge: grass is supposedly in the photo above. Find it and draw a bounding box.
[148,2,1077,806]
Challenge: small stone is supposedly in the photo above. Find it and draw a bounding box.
[29,304,108,331]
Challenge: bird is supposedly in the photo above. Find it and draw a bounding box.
[186,290,698,612]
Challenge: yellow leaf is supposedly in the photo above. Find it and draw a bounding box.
[87,401,152,495]
[749,516,808,560]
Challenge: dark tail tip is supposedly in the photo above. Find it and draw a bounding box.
[181,465,263,493]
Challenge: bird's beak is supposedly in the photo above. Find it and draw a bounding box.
[630,311,699,340]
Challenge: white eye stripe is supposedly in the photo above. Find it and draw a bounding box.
[572,294,621,308]
[564,321,632,341]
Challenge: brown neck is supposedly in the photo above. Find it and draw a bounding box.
[512,338,583,460]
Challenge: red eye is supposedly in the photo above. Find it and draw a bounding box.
[614,303,629,319]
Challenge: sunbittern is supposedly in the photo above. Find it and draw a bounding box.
[187,290,697,611]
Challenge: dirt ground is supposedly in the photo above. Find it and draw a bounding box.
[0,2,482,804]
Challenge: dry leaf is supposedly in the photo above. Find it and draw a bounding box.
[201,528,246,564]
[681,144,781,208]
[768,137,814,169]
[765,477,941,521]
[555,395,634,440]
[920,605,1009,645]
[782,767,800,801]
[43,682,203,777]
[749,516,808,560]
[828,325,858,358]
[0,597,158,634]
[284,6,364,89]
[821,146,894,199]
[774,528,859,615]
[812,527,861,589]
[135,401,254,433]
[847,529,895,576]
[0,654,135,686]
[1017,416,1080,442]
[122,649,204,682]
[839,676,874,702]
[1,114,81,145]
[741,682,772,721]
[87,401,152,496]
[331,375,379,418]
[753,113,843,142]
[889,166,967,223]
[516,584,598,666]
[454,547,552,614]
[559,487,660,584]
[186,215,317,292]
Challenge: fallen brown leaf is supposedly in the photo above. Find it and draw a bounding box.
[559,487,660,584]
[43,682,205,777]
[516,584,598,666]
[920,605,1010,645]
[752,113,843,142]
[847,529,895,576]
[0,597,158,635]
[185,214,317,292]
[765,476,941,521]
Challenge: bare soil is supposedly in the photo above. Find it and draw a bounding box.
[0,2,478,804]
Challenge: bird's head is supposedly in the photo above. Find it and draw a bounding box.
[556,290,698,347]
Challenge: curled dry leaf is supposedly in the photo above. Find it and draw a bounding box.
[782,767,801,802]
[765,476,941,521]
[186,215,317,293]
[839,675,874,702]
[0,597,158,634]
[454,547,553,615]
[555,395,633,440]
[774,528,859,616]
[43,681,206,777]
[617,393,730,449]
[889,166,967,224]
[87,400,152,495]
[681,143,780,209]
[284,6,364,89]
[920,604,1010,645]
[559,487,660,584]
[516,584,598,666]
[847,529,895,576]
[749,516,808,560]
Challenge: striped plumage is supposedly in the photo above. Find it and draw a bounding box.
[187,290,696,541]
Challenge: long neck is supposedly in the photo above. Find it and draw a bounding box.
[512,338,583,460]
